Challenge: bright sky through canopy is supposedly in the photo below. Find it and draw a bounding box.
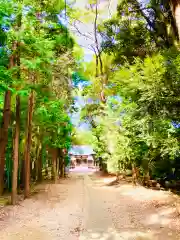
[68,0,118,128]
[70,0,118,62]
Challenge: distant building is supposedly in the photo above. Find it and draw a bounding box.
[69,145,95,167]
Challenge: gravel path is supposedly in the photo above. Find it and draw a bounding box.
[0,169,180,240]
[85,174,180,240]
[0,176,85,240]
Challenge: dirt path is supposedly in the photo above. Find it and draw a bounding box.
[0,175,85,240]
[0,170,180,240]
[83,174,180,239]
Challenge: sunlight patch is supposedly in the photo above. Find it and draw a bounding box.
[79,227,154,240]
[103,177,116,183]
[120,186,170,201]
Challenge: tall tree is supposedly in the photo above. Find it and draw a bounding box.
[0,39,16,194]
[11,95,20,204]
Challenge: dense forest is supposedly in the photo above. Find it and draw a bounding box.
[0,0,78,204]
[1,0,180,205]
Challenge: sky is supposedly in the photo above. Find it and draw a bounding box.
[69,145,95,155]
[71,94,89,130]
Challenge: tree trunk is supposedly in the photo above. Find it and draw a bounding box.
[93,1,106,103]
[58,150,62,176]
[35,128,43,182]
[59,158,63,177]
[24,91,34,198]
[59,149,65,178]
[143,169,150,187]
[0,90,12,195]
[56,151,59,179]
[36,145,42,182]
[11,11,22,202]
[11,95,20,204]
[20,158,25,190]
[52,148,58,183]
[170,0,180,39]
[62,160,65,178]
[12,11,22,197]
[0,42,16,195]
[132,163,139,185]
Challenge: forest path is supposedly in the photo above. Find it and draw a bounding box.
[0,167,180,239]
[0,173,85,240]
[81,173,180,239]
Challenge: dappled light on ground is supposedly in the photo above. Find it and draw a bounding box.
[147,206,175,226]
[80,227,154,240]
[1,170,180,239]
[103,177,117,184]
[88,174,180,239]
[0,176,84,240]
[91,175,170,201]
[118,185,170,201]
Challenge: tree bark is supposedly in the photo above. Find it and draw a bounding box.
[59,150,65,178]
[170,0,180,39]
[56,150,60,179]
[93,1,106,103]
[0,42,16,195]
[132,163,139,185]
[24,91,34,198]
[11,10,22,199]
[143,169,150,187]
[52,148,58,183]
[11,95,20,204]
[20,158,25,190]
[0,90,12,195]
[11,11,22,202]
[36,145,42,182]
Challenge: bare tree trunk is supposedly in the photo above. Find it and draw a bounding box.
[143,169,150,187]
[0,90,12,195]
[62,157,65,177]
[35,129,43,182]
[92,1,106,103]
[132,163,139,185]
[93,1,102,75]
[59,161,63,177]
[95,51,99,77]
[52,148,58,183]
[20,158,25,189]
[11,11,22,202]
[37,146,42,182]
[0,41,16,195]
[59,149,65,178]
[170,0,180,39]
[24,91,34,198]
[11,95,20,204]
[35,144,42,182]
[56,150,60,179]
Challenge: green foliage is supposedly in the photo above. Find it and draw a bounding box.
[34,99,72,149]
[77,0,180,181]
[83,49,180,177]
[0,0,78,192]
[100,0,178,64]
